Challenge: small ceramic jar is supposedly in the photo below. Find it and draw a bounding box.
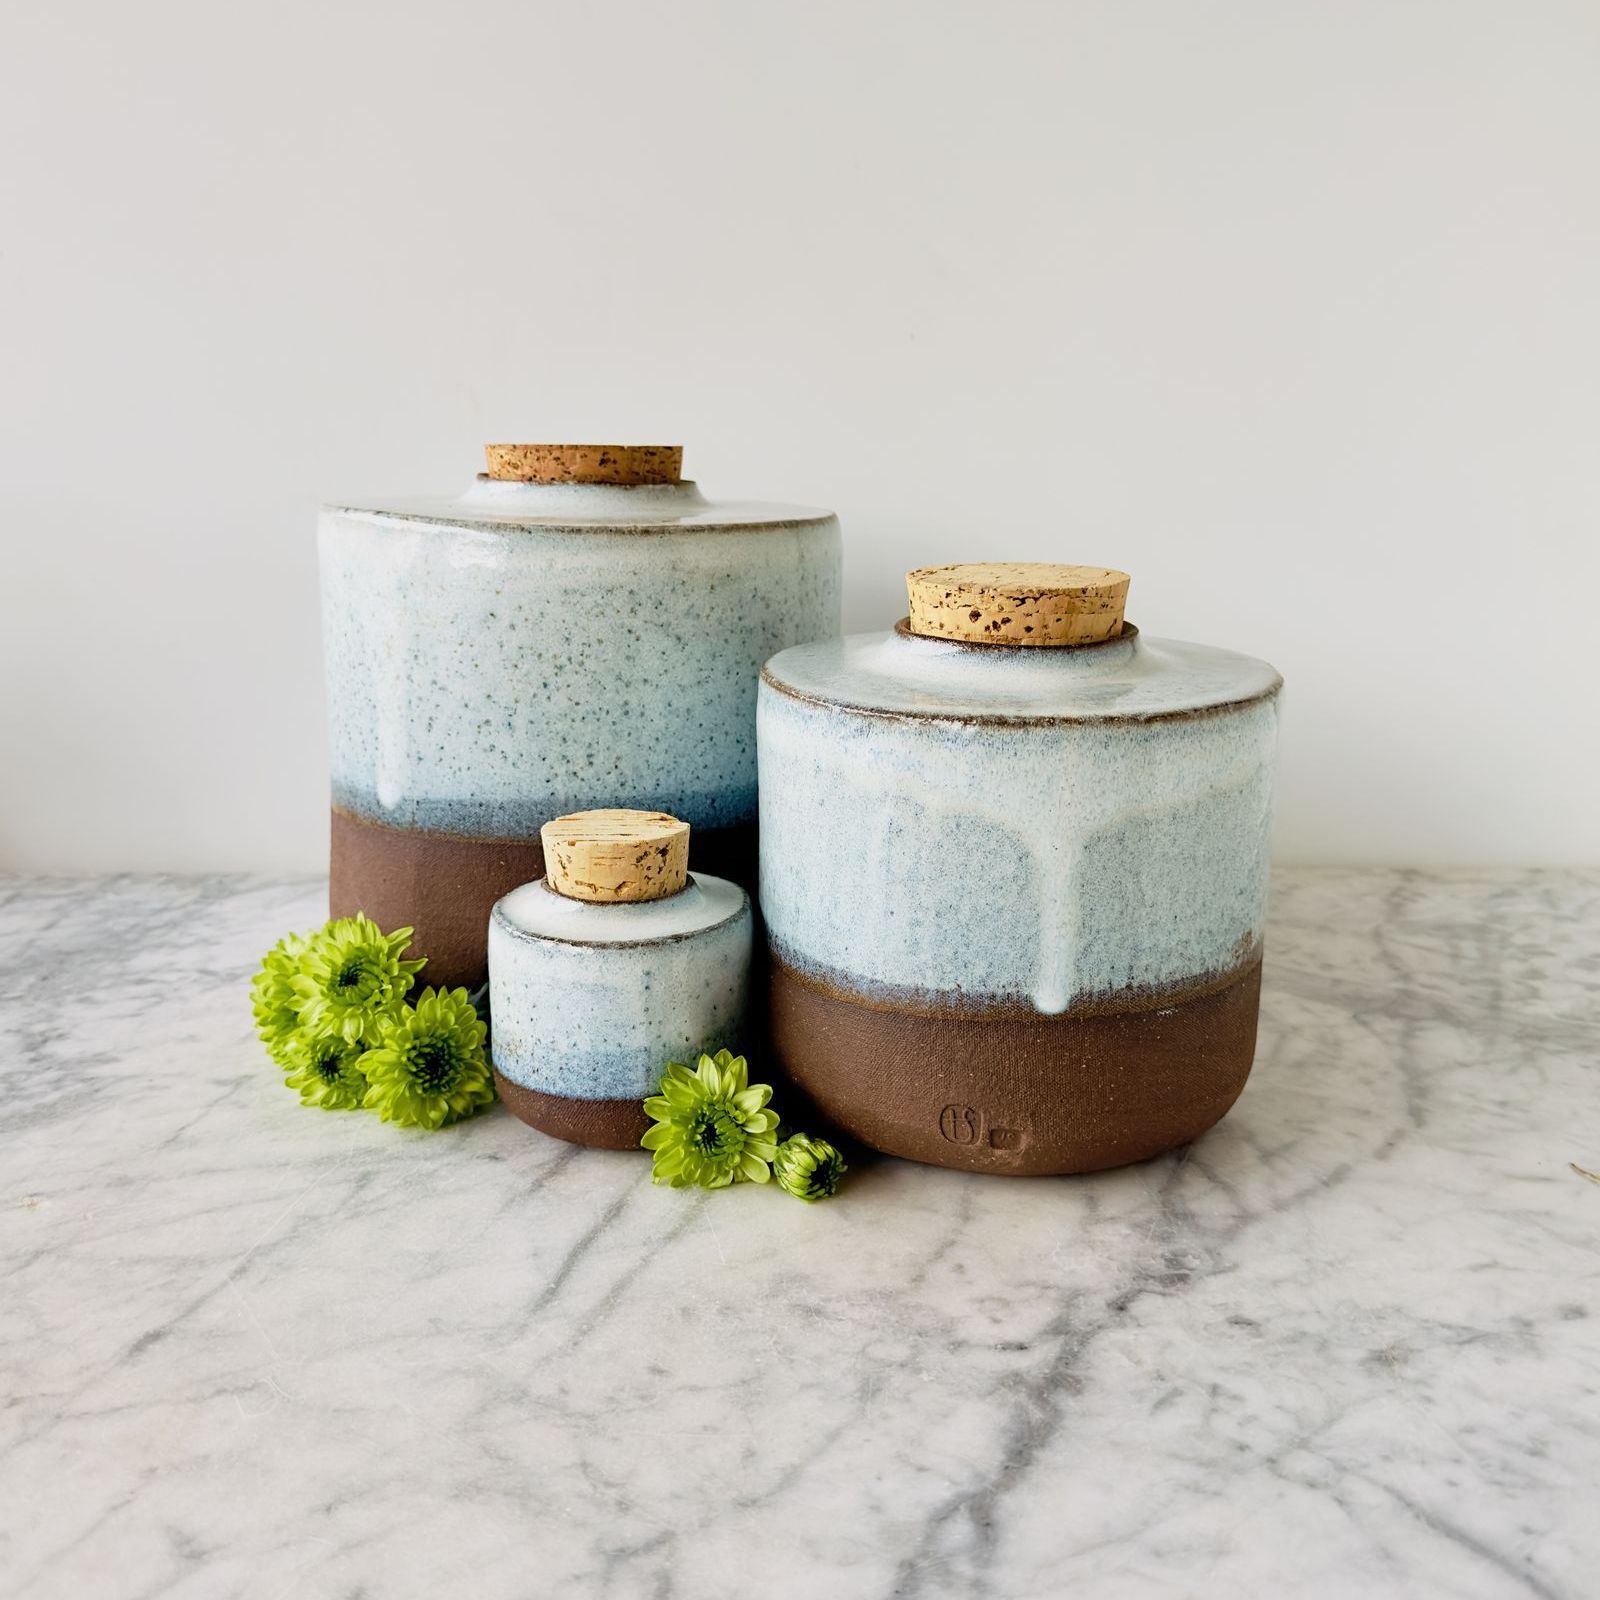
[758,563,1282,1175]
[319,444,839,989]
[488,810,753,1148]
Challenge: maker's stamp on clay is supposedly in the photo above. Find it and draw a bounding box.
[939,1104,980,1145]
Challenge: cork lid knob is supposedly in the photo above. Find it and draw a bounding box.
[906,562,1131,647]
[540,810,691,903]
[484,444,683,485]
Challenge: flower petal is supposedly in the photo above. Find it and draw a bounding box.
[660,1078,699,1109]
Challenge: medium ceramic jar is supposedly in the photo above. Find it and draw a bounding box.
[488,810,752,1148]
[757,562,1282,1176]
[319,444,840,990]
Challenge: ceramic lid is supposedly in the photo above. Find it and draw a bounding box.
[324,443,832,532]
[762,622,1281,724]
[492,873,748,948]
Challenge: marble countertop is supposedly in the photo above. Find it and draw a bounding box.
[1,870,1595,1599]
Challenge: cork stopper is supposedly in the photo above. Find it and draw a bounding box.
[540,810,691,903]
[484,444,683,485]
[906,563,1131,647]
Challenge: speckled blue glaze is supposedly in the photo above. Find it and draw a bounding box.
[318,480,841,836]
[488,874,751,1100]
[758,626,1281,1014]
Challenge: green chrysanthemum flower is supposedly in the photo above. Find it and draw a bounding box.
[291,914,425,1048]
[641,1050,779,1189]
[251,930,314,1066]
[361,986,494,1129]
[283,1031,370,1110]
[773,1132,848,1202]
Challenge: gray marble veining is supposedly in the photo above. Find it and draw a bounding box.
[0,870,1595,1599]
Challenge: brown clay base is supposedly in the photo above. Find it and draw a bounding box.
[769,954,1263,1176]
[330,808,758,993]
[330,809,545,992]
[494,1071,649,1151]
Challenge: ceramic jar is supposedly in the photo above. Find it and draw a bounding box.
[488,810,752,1147]
[757,563,1282,1175]
[318,445,840,990]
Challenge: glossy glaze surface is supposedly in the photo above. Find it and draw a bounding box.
[764,622,1280,722]
[319,478,841,838]
[759,627,1280,1015]
[488,874,751,1102]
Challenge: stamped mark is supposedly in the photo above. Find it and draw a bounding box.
[938,1104,981,1145]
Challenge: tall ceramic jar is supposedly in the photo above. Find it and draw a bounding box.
[758,563,1282,1176]
[318,445,840,989]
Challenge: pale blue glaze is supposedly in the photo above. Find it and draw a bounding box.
[758,626,1281,1014]
[319,480,841,837]
[488,875,751,1101]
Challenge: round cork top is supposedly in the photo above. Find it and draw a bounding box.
[906,563,1131,647]
[484,445,683,485]
[539,809,691,903]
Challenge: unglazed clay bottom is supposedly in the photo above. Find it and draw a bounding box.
[490,1079,647,1151]
[770,953,1262,1175]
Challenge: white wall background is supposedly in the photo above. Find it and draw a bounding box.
[2,0,1595,873]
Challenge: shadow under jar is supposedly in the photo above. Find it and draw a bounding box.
[757,562,1283,1176]
[318,444,840,990]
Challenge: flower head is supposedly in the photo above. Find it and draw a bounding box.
[361,986,494,1129]
[773,1133,848,1202]
[291,914,424,1047]
[283,1030,370,1110]
[641,1050,779,1188]
[251,930,313,1065]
